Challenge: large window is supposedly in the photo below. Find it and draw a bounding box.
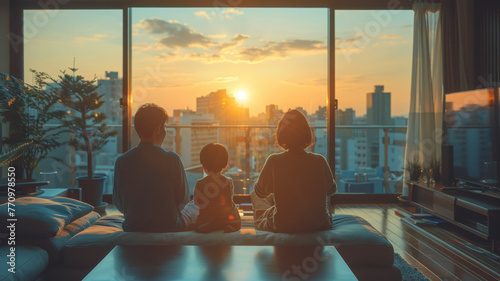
[131,8,328,194]
[16,3,414,197]
[23,10,123,193]
[335,10,413,194]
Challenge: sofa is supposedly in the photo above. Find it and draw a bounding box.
[0,197,401,281]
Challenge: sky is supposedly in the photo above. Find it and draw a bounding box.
[24,8,413,118]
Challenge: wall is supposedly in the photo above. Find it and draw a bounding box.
[0,0,8,178]
[475,0,500,87]
[0,0,9,73]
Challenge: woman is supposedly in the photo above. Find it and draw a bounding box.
[251,109,336,233]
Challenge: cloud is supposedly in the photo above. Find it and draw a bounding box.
[236,39,326,62]
[388,40,409,45]
[223,8,244,15]
[158,52,178,60]
[75,33,110,42]
[208,34,227,39]
[218,34,250,51]
[135,17,326,64]
[138,18,215,49]
[380,34,401,40]
[194,11,211,20]
[372,40,410,47]
[282,77,327,86]
[137,18,171,34]
[335,36,364,54]
[133,42,165,52]
[213,76,239,83]
[222,8,244,19]
[188,52,224,63]
[94,34,109,39]
[336,75,366,90]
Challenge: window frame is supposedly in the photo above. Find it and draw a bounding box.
[9,0,414,203]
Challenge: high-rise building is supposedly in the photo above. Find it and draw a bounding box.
[97,71,122,125]
[196,89,249,125]
[366,85,391,168]
[366,85,391,126]
[295,106,308,118]
[196,89,249,168]
[335,108,356,169]
[265,104,284,125]
[336,108,355,126]
[170,109,219,168]
[314,106,327,121]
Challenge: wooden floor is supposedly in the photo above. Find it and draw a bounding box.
[105,203,500,281]
[334,203,500,281]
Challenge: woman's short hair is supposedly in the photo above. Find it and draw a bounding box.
[200,143,229,173]
[134,103,168,139]
[275,109,315,151]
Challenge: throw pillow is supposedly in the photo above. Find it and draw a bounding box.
[51,197,94,222]
[0,197,93,238]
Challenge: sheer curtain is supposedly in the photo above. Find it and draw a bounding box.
[403,2,443,196]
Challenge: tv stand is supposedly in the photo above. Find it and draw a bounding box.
[408,182,500,253]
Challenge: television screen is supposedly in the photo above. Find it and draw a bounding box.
[444,88,498,188]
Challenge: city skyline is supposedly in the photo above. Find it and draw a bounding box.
[24,8,413,117]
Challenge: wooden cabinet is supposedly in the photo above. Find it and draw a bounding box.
[408,182,500,251]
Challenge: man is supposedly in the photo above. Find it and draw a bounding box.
[113,103,197,232]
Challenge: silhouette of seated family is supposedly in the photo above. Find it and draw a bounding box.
[113,103,336,233]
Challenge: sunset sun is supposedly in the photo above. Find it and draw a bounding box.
[235,90,248,104]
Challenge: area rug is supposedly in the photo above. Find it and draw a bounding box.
[394,253,431,281]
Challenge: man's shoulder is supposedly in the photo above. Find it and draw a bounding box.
[115,146,138,163]
[121,144,182,162]
[154,146,182,161]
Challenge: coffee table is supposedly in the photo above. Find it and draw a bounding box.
[83,245,357,281]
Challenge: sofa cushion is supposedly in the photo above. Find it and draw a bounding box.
[63,214,394,268]
[19,211,100,265]
[0,197,94,238]
[0,245,48,281]
[51,197,94,222]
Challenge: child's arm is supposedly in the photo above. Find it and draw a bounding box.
[193,180,203,208]
[227,178,234,200]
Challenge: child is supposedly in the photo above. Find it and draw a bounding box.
[193,143,241,233]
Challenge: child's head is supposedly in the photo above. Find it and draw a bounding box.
[200,143,228,174]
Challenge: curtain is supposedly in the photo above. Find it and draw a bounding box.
[403,2,443,195]
[441,0,475,93]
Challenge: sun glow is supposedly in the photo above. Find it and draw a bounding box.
[235,91,248,104]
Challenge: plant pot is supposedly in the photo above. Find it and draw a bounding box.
[77,176,106,206]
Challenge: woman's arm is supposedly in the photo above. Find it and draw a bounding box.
[254,155,274,198]
[322,157,337,196]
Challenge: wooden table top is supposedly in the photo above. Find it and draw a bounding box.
[84,245,357,281]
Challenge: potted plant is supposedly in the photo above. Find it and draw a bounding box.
[0,71,65,185]
[429,159,441,184]
[406,160,423,182]
[48,67,117,206]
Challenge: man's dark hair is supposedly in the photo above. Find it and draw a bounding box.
[134,103,168,139]
[200,143,229,173]
[275,109,315,151]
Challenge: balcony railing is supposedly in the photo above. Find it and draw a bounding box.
[38,124,407,195]
[166,124,407,194]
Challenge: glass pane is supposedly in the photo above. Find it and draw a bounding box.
[132,8,328,195]
[23,10,123,194]
[335,10,413,194]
